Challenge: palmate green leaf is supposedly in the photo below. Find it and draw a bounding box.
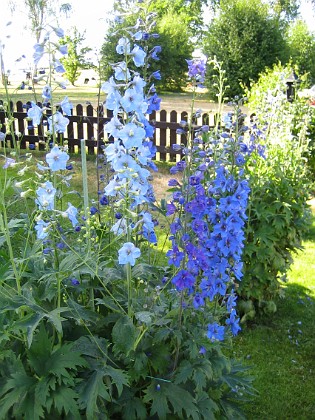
[72,335,108,360]
[66,299,101,324]
[77,370,111,420]
[1,293,43,314]
[45,343,88,380]
[11,312,44,348]
[17,390,46,420]
[166,383,199,420]
[27,325,53,376]
[193,367,208,393]
[34,376,57,408]
[112,315,138,356]
[135,311,153,325]
[132,263,160,280]
[143,382,170,420]
[95,296,122,313]
[44,307,68,334]
[222,361,257,398]
[12,307,68,348]
[78,364,129,419]
[174,360,194,385]
[0,368,37,419]
[104,365,129,397]
[47,385,80,418]
[196,391,219,420]
[143,382,199,420]
[122,397,147,420]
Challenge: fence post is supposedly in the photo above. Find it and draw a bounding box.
[158,110,167,161]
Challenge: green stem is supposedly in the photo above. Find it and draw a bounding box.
[81,138,89,218]
[127,262,132,318]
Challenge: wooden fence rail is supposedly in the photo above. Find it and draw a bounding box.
[0,101,215,161]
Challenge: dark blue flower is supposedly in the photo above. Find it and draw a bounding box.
[172,269,195,291]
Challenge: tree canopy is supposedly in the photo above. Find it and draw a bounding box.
[285,19,315,83]
[203,0,287,98]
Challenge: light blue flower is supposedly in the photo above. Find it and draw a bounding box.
[131,74,146,93]
[36,181,56,210]
[60,97,73,116]
[119,123,146,149]
[105,140,125,162]
[104,117,124,139]
[101,76,118,94]
[105,92,122,114]
[64,202,78,226]
[59,45,68,55]
[104,177,123,197]
[133,31,143,41]
[27,102,43,126]
[54,58,65,73]
[33,43,44,65]
[42,85,52,101]
[131,45,146,67]
[51,26,64,37]
[2,157,15,169]
[111,217,128,235]
[46,145,69,171]
[48,112,69,133]
[35,219,50,240]
[114,62,130,81]
[135,144,152,165]
[120,87,144,113]
[116,37,131,54]
[112,154,141,175]
[118,242,141,266]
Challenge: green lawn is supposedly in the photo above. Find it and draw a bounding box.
[234,208,315,419]
[0,85,211,109]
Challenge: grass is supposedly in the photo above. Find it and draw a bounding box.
[0,84,212,109]
[233,207,315,419]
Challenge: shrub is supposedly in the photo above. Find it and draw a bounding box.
[237,64,314,320]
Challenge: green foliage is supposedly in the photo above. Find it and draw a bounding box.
[60,27,93,85]
[147,0,207,38]
[237,64,314,318]
[0,327,86,419]
[203,0,287,98]
[155,12,194,91]
[285,19,315,84]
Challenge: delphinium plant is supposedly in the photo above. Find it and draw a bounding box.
[0,1,254,418]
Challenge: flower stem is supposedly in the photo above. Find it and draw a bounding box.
[81,138,89,218]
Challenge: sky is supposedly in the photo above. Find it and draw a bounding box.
[1,0,315,75]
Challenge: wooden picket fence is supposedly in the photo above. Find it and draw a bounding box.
[0,101,215,161]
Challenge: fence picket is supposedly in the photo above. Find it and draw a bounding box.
[0,101,216,161]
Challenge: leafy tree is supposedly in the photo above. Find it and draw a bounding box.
[60,27,93,86]
[286,19,315,83]
[147,0,208,37]
[267,0,300,21]
[203,0,287,98]
[100,0,195,91]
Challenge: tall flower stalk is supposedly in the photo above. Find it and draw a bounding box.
[165,58,260,354]
[101,5,161,317]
